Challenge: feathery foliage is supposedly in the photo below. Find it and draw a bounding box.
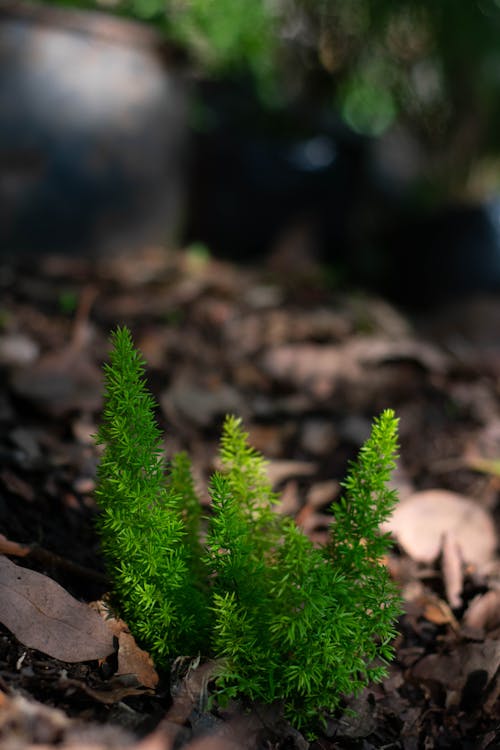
[95,327,209,662]
[95,326,402,729]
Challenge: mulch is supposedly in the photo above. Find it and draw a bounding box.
[0,247,499,749]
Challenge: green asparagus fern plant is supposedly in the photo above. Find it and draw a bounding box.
[95,326,402,729]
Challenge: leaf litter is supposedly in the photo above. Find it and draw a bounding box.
[1,247,500,748]
[384,489,497,566]
[0,556,114,663]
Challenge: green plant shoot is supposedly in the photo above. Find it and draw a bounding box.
[95,327,209,661]
[95,326,402,728]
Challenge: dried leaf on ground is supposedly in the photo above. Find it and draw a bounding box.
[10,348,102,416]
[0,556,114,662]
[0,535,30,557]
[334,693,378,738]
[384,490,497,565]
[182,735,244,750]
[247,423,286,457]
[0,690,137,750]
[58,675,155,704]
[295,507,332,534]
[224,307,349,356]
[216,700,308,750]
[260,336,449,393]
[411,641,500,709]
[300,418,338,456]
[277,480,301,515]
[167,660,220,727]
[0,332,39,367]
[306,479,339,508]
[261,343,357,393]
[266,459,317,486]
[0,691,71,748]
[161,380,244,428]
[0,469,35,502]
[343,336,450,372]
[419,593,460,630]
[91,601,158,689]
[441,532,464,609]
[464,590,500,632]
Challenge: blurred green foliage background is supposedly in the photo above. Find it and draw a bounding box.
[39,0,500,202]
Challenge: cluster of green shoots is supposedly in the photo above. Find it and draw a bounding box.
[95,327,401,729]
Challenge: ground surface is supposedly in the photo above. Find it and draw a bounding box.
[0,248,499,750]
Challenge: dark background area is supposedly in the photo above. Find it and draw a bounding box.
[3,0,500,307]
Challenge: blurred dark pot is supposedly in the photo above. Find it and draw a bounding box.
[0,1,188,256]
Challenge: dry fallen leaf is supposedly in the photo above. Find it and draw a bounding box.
[383,490,497,566]
[306,479,339,508]
[213,699,308,750]
[0,691,71,748]
[0,556,114,662]
[0,333,39,367]
[0,535,30,557]
[0,690,138,750]
[161,380,244,428]
[182,736,242,750]
[300,419,338,456]
[420,594,460,630]
[464,590,500,632]
[295,507,332,534]
[92,601,159,689]
[266,459,317,486]
[441,532,464,609]
[261,343,356,392]
[167,660,220,727]
[10,348,102,417]
[335,693,378,739]
[411,641,500,709]
[260,336,449,392]
[277,480,301,516]
[0,469,35,502]
[58,674,155,705]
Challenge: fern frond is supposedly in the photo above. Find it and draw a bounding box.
[94,329,402,732]
[218,415,280,556]
[328,408,399,568]
[95,327,208,661]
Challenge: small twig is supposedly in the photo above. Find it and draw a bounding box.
[69,284,98,353]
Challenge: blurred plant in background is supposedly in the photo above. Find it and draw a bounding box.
[308,0,500,200]
[19,0,500,305]
[39,0,500,200]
